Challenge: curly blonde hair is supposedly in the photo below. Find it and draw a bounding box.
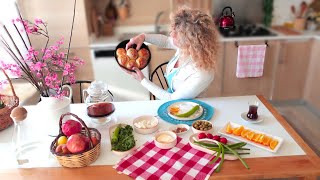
[170,7,219,71]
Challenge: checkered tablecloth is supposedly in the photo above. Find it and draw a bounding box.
[114,138,219,180]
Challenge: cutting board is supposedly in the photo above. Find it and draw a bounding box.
[271,26,301,35]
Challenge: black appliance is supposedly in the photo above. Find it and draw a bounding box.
[219,24,276,37]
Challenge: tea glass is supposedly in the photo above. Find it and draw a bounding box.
[246,101,260,120]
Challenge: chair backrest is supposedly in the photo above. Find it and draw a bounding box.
[63,80,114,103]
[149,61,169,100]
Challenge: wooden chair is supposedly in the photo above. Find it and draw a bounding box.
[63,80,114,103]
[149,61,169,100]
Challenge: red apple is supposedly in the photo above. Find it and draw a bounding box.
[61,144,70,154]
[55,144,63,153]
[67,133,87,154]
[62,120,82,137]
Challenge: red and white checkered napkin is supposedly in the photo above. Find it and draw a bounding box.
[236,44,267,78]
[113,138,219,180]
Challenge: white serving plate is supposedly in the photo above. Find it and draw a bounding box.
[167,101,203,121]
[109,123,136,157]
[188,133,238,160]
[218,122,283,153]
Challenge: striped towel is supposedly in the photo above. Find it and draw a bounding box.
[236,45,267,78]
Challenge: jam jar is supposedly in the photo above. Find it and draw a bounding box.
[83,81,116,125]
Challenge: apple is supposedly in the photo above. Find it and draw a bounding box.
[84,136,99,149]
[62,120,82,137]
[67,133,87,154]
[55,144,63,153]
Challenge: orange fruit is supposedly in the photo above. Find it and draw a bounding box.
[246,131,255,141]
[262,136,271,146]
[269,139,279,150]
[233,126,244,136]
[57,136,68,145]
[258,134,265,144]
[253,133,262,143]
[241,129,249,138]
[226,124,233,134]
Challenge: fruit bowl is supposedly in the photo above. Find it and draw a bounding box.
[50,113,101,168]
[114,39,151,72]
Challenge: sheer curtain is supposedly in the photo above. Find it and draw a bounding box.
[0,0,30,78]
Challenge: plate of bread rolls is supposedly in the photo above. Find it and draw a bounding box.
[115,40,151,72]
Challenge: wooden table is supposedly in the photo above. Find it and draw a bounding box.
[1,95,319,180]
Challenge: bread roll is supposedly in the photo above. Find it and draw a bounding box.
[136,57,147,68]
[117,54,130,66]
[126,48,138,60]
[116,48,126,57]
[126,59,138,70]
[138,48,150,60]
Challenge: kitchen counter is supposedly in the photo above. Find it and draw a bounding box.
[89,24,320,49]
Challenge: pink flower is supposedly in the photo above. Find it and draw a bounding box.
[34,18,43,25]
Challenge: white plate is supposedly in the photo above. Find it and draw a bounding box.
[109,123,136,157]
[189,133,239,160]
[167,102,203,121]
[241,112,264,124]
[218,122,283,153]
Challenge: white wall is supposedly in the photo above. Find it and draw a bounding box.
[272,0,313,25]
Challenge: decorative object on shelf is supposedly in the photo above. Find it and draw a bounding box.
[0,68,19,131]
[263,0,274,27]
[115,0,130,21]
[50,112,101,168]
[0,0,84,99]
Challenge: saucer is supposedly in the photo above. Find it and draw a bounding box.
[241,112,264,124]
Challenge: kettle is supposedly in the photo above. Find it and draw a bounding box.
[219,6,235,29]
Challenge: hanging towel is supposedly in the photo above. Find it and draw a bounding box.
[236,44,267,78]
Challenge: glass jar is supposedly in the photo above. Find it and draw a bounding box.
[11,107,50,167]
[83,81,116,125]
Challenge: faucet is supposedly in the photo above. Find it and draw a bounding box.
[155,11,166,34]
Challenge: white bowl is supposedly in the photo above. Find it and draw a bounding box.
[109,123,136,157]
[191,120,213,134]
[169,124,190,135]
[154,131,177,149]
[133,115,159,134]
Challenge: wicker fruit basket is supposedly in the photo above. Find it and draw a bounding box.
[0,69,19,131]
[50,112,101,168]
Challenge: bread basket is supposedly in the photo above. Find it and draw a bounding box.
[0,68,19,131]
[50,112,101,168]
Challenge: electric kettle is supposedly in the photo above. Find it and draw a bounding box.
[219,6,235,29]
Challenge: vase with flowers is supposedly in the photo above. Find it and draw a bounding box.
[0,0,82,122]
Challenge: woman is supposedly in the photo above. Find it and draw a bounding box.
[125,7,219,100]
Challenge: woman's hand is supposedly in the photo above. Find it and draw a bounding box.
[122,67,145,82]
[125,33,145,50]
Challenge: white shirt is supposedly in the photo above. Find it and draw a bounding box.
[141,34,214,100]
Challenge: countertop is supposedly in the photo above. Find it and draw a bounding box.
[89,25,320,49]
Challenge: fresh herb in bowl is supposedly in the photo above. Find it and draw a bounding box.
[111,125,136,152]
